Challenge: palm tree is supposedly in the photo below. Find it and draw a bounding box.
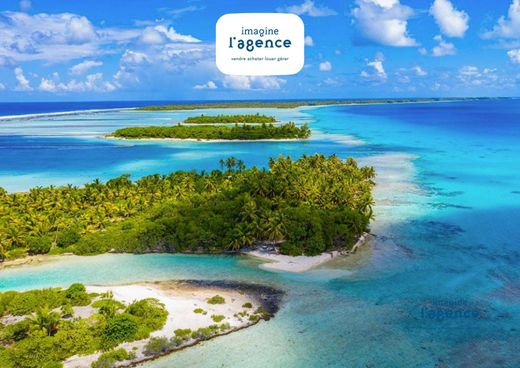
[29,306,61,336]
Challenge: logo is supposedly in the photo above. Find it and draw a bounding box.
[216,13,304,76]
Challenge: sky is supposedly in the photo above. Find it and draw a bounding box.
[1,0,520,101]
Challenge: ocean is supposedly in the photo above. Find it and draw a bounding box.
[0,99,519,367]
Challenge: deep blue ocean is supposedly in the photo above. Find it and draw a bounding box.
[0,100,519,367]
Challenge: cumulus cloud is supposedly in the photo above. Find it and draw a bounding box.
[14,67,32,91]
[351,0,417,47]
[278,0,337,17]
[69,60,103,75]
[483,0,520,39]
[38,73,117,93]
[305,36,314,46]
[457,66,498,86]
[0,11,199,63]
[360,53,387,81]
[432,35,456,56]
[413,66,427,76]
[222,76,286,90]
[430,0,469,38]
[140,25,199,44]
[319,61,332,71]
[0,82,5,91]
[507,48,520,63]
[194,80,217,90]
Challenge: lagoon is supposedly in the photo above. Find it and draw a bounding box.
[1,100,519,367]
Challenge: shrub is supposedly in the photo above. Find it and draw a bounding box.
[242,302,252,308]
[207,295,225,305]
[100,314,138,350]
[143,337,171,356]
[56,228,81,248]
[91,348,134,368]
[65,283,90,306]
[211,315,225,323]
[174,328,192,339]
[0,319,31,343]
[193,308,206,314]
[26,236,53,255]
[279,241,303,256]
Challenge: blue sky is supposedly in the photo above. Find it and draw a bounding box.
[1,0,520,101]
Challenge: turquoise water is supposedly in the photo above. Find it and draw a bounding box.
[1,101,519,367]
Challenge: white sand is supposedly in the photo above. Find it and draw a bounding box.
[64,282,260,368]
[243,233,369,273]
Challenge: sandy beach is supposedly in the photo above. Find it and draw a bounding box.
[104,136,308,143]
[243,233,370,273]
[63,280,278,368]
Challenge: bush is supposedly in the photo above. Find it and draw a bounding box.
[242,302,252,308]
[56,228,81,248]
[193,308,206,314]
[0,319,31,343]
[100,314,138,350]
[26,236,53,255]
[174,328,192,339]
[64,284,90,306]
[143,337,171,356]
[211,315,225,323]
[279,241,303,256]
[91,348,134,368]
[207,295,225,305]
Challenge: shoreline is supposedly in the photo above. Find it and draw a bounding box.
[104,135,308,143]
[62,280,282,368]
[242,233,371,273]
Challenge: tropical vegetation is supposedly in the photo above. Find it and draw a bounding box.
[109,122,310,140]
[183,114,276,125]
[0,284,167,368]
[0,154,374,259]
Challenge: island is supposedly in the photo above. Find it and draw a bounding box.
[0,154,375,263]
[183,114,276,125]
[108,122,310,141]
[0,281,282,368]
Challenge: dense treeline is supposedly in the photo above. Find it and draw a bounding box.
[0,154,374,259]
[184,114,276,125]
[109,123,310,140]
[135,98,477,111]
[0,283,167,367]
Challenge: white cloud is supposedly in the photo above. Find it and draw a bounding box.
[418,47,427,55]
[305,36,314,46]
[360,53,387,81]
[507,48,520,63]
[14,67,32,91]
[194,80,217,90]
[69,60,103,75]
[483,0,520,39]
[19,0,31,11]
[222,76,286,90]
[430,0,469,38]
[432,35,456,56]
[0,11,199,63]
[140,25,199,44]
[39,73,117,93]
[413,66,427,76]
[278,0,337,17]
[457,66,499,86]
[0,82,5,91]
[351,0,417,47]
[319,61,332,71]
[120,50,150,66]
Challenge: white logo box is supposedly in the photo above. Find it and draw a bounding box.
[216,13,304,76]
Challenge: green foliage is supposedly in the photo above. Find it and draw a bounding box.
[211,314,225,323]
[207,295,225,305]
[64,283,90,306]
[26,236,53,255]
[56,227,81,248]
[184,114,276,125]
[0,155,375,257]
[125,298,167,339]
[191,325,220,340]
[0,319,31,343]
[110,122,310,140]
[100,313,138,350]
[93,299,124,318]
[91,348,134,368]
[174,328,192,339]
[242,302,253,308]
[193,308,206,314]
[143,337,171,356]
[4,288,65,316]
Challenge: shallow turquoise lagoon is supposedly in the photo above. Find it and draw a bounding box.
[1,100,519,367]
